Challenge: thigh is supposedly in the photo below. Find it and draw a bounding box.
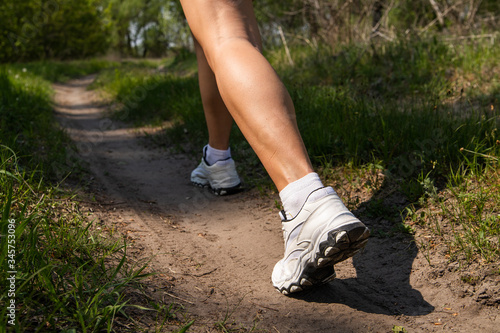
[180,0,262,65]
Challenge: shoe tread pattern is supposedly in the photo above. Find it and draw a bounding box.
[316,223,370,268]
[191,181,242,196]
[279,265,336,295]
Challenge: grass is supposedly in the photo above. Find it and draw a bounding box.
[6,59,119,83]
[88,36,499,267]
[0,66,191,331]
[404,149,499,263]
[0,66,67,179]
[1,171,147,331]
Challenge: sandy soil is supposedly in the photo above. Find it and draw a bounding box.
[52,76,499,332]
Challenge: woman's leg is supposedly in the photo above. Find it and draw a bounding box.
[194,37,233,151]
[180,0,369,294]
[181,0,313,191]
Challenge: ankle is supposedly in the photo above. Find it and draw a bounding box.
[279,173,333,219]
[204,144,232,166]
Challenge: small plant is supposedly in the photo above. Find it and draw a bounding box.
[417,171,439,205]
[392,222,416,235]
[418,240,433,266]
[403,205,426,226]
[460,274,480,285]
[214,292,259,333]
[392,325,408,333]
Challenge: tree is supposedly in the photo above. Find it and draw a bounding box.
[102,0,189,57]
[0,0,109,62]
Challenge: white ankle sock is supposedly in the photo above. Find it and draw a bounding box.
[279,172,335,220]
[204,144,231,166]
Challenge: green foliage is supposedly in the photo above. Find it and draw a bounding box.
[289,83,497,179]
[392,325,408,333]
[7,59,118,82]
[255,0,500,47]
[442,153,499,262]
[0,67,68,179]
[103,0,189,57]
[272,37,453,97]
[0,0,109,62]
[0,146,163,331]
[2,0,499,62]
[269,38,499,178]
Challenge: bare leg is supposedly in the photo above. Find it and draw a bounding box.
[194,38,233,150]
[182,0,370,295]
[181,0,313,191]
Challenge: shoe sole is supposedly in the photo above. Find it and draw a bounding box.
[277,222,370,295]
[280,265,337,295]
[191,180,242,196]
[316,222,370,268]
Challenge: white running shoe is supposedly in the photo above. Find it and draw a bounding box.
[190,158,242,195]
[272,187,370,295]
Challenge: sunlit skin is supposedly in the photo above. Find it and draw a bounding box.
[181,0,314,191]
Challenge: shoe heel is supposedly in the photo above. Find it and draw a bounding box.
[317,223,370,267]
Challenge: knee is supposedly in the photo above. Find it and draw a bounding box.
[202,37,261,73]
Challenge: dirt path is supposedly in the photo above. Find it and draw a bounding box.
[52,76,499,332]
